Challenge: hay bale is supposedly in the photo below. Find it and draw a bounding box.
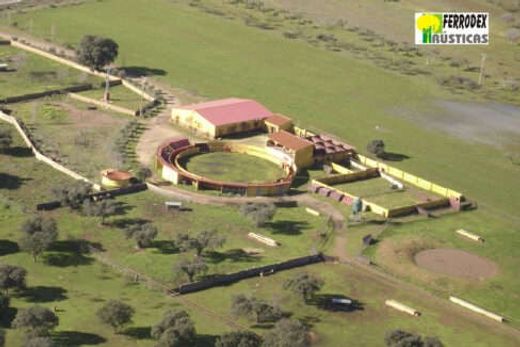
[385,300,420,317]
[456,229,484,242]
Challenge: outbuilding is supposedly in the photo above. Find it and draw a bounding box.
[264,114,294,133]
[267,130,314,169]
[171,98,273,138]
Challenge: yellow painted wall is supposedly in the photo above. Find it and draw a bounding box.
[356,154,463,199]
[101,176,130,188]
[294,146,314,169]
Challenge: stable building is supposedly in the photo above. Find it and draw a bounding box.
[171,98,273,138]
[267,130,314,169]
[264,114,294,134]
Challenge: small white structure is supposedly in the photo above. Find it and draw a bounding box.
[449,296,504,322]
[165,201,183,210]
[248,232,279,247]
[456,229,484,242]
[305,207,320,217]
[0,63,8,71]
[331,298,353,306]
[385,300,421,317]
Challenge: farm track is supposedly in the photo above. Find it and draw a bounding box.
[2,30,518,342]
[147,185,520,340]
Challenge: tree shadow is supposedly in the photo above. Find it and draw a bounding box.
[18,286,67,303]
[309,294,364,313]
[381,152,410,161]
[299,315,321,329]
[0,306,17,328]
[195,334,218,347]
[123,326,151,340]
[3,146,33,158]
[152,240,179,254]
[49,240,104,253]
[266,220,308,235]
[53,331,107,346]
[110,217,151,229]
[121,66,167,77]
[205,249,258,264]
[0,239,19,256]
[43,252,94,267]
[250,323,275,330]
[113,201,135,216]
[0,173,31,190]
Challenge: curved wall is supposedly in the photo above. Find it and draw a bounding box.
[156,140,296,197]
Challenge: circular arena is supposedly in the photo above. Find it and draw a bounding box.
[156,138,296,196]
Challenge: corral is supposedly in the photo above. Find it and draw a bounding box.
[310,158,466,218]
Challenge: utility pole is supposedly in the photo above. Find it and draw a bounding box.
[478,53,487,86]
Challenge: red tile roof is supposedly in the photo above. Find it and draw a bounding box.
[102,169,133,181]
[178,98,273,127]
[268,131,313,151]
[264,114,293,127]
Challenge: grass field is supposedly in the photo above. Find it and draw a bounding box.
[1,128,517,346]
[261,0,520,102]
[179,152,287,184]
[332,177,441,208]
[78,84,143,112]
[0,0,519,344]
[0,45,99,99]
[8,96,130,180]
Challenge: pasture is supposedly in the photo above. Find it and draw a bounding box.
[8,97,131,180]
[0,0,519,345]
[1,128,517,346]
[0,44,99,99]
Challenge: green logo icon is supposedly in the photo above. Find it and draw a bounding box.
[417,14,443,43]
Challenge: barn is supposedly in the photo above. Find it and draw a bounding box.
[171,98,273,138]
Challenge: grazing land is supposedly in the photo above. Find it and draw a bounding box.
[0,0,519,346]
[0,44,99,99]
[8,97,131,179]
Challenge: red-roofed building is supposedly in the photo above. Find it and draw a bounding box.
[264,114,294,133]
[267,131,314,168]
[171,98,273,138]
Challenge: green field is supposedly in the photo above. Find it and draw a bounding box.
[78,84,143,112]
[8,97,131,180]
[1,127,517,346]
[332,178,441,208]
[0,45,99,99]
[180,152,286,184]
[0,0,519,345]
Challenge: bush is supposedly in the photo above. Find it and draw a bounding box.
[367,139,385,158]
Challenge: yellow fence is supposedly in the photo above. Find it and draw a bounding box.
[356,154,463,199]
[311,179,390,218]
[331,162,353,174]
